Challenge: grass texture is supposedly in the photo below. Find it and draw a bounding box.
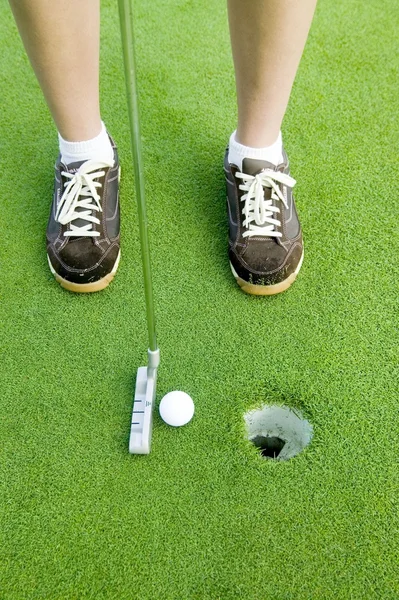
[0,0,398,597]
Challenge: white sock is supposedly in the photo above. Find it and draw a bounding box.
[228,130,283,171]
[58,121,114,166]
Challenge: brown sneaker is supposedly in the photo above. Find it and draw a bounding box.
[46,139,120,293]
[224,148,303,295]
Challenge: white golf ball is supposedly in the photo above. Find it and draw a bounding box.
[159,391,194,427]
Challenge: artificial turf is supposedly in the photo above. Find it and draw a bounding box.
[1,0,398,597]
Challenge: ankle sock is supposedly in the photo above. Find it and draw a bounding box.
[58,121,114,166]
[228,130,283,171]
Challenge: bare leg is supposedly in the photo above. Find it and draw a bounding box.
[8,0,102,141]
[228,0,318,147]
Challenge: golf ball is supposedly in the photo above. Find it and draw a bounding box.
[159,391,194,427]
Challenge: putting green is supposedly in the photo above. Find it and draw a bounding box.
[1,0,398,597]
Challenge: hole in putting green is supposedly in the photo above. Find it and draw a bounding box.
[245,405,313,461]
[251,435,286,459]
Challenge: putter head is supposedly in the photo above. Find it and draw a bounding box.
[129,366,157,454]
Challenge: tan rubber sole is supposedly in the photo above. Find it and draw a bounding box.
[230,249,304,296]
[47,250,121,293]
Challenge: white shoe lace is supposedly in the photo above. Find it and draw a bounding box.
[55,159,114,237]
[235,169,296,238]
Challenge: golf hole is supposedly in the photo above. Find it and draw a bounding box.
[244,405,313,461]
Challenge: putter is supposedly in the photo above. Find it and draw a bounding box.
[118,0,160,454]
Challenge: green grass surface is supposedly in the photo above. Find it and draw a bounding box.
[1,0,398,597]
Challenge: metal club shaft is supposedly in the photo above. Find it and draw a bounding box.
[118,0,157,353]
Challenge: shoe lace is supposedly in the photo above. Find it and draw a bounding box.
[55,159,113,237]
[236,169,296,238]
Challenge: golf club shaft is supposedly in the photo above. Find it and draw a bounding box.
[118,0,157,352]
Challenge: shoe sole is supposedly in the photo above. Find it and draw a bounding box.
[47,250,121,293]
[230,249,304,296]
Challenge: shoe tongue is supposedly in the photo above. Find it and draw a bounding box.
[242,157,277,176]
[61,160,100,236]
[63,160,87,174]
[241,158,278,242]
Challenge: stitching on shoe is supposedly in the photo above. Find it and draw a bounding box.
[100,172,111,244]
[97,240,110,251]
[284,186,293,226]
[280,231,302,251]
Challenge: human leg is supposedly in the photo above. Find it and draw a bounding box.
[9,0,102,141]
[9,0,119,292]
[227,0,318,148]
[225,0,318,295]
